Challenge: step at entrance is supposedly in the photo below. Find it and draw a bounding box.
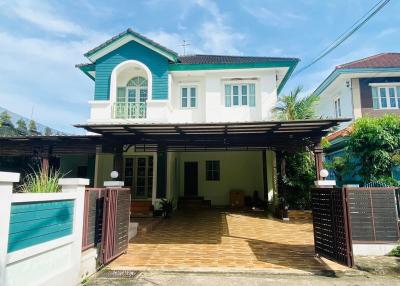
[178,196,211,209]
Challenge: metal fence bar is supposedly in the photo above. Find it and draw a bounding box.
[311,187,353,267]
[346,187,399,243]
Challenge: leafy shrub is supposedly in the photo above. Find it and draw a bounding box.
[388,245,400,257]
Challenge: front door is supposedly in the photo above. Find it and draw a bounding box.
[184,162,198,197]
[124,156,153,199]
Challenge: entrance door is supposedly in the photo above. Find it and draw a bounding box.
[124,156,153,199]
[184,162,198,197]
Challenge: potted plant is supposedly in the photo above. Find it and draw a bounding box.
[159,199,174,218]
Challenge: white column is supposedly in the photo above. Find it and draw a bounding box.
[58,178,89,286]
[0,172,20,286]
[152,152,158,206]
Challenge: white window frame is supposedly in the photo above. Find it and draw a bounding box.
[334,97,342,118]
[180,85,198,109]
[224,81,256,107]
[370,84,400,110]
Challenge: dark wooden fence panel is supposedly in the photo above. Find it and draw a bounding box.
[82,188,106,251]
[346,187,399,243]
[100,188,131,265]
[311,187,353,267]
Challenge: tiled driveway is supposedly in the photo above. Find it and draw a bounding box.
[109,209,346,272]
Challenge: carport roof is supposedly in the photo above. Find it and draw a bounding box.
[75,119,350,151]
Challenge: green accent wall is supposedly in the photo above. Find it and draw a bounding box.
[94,41,169,100]
[8,200,74,253]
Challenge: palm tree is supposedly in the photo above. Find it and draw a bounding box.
[273,86,319,120]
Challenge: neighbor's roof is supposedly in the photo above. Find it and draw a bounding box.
[178,55,299,65]
[325,125,353,142]
[336,53,400,69]
[314,53,400,96]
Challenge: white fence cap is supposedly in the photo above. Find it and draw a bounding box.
[104,181,124,188]
[59,178,90,186]
[0,172,20,183]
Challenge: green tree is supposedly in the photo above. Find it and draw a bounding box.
[28,120,38,135]
[273,86,319,120]
[272,87,320,209]
[44,127,52,136]
[16,119,28,135]
[347,115,400,183]
[0,111,13,128]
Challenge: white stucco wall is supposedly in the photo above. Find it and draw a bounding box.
[88,62,281,124]
[316,77,354,129]
[176,151,266,206]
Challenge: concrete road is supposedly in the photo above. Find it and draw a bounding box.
[85,271,400,286]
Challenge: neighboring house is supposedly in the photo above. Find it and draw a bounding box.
[315,53,400,127]
[314,53,400,183]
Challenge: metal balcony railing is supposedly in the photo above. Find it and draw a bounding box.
[112,102,146,119]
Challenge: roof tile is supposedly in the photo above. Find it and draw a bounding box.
[336,53,400,69]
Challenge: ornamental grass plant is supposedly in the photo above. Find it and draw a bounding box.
[19,165,62,193]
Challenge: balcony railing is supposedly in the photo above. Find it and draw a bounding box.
[112,102,146,119]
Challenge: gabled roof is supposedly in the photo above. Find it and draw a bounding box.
[75,63,95,80]
[84,28,179,62]
[314,53,400,96]
[177,55,299,65]
[336,53,400,69]
[171,55,299,94]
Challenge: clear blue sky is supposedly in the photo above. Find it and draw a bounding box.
[0,0,398,134]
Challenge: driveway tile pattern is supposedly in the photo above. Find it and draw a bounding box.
[110,209,346,271]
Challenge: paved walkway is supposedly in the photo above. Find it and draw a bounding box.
[110,209,346,272]
[86,270,400,286]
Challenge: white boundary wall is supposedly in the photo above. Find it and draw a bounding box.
[0,172,89,286]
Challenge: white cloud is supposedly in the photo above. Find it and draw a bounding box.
[377,27,398,38]
[195,0,244,55]
[2,0,84,36]
[198,22,243,55]
[241,5,307,27]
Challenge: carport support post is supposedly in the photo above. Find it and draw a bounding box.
[314,143,323,181]
[113,144,124,180]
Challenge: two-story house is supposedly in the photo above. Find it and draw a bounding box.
[75,29,306,210]
[314,53,400,183]
[0,29,345,214]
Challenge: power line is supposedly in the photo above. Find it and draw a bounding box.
[293,0,391,76]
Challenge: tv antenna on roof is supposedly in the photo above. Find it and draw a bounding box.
[181,40,190,56]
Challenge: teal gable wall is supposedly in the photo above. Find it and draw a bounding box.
[94,41,169,100]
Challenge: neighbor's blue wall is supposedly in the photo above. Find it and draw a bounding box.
[94,41,169,100]
[8,200,74,253]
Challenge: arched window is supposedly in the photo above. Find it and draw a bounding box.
[117,76,148,104]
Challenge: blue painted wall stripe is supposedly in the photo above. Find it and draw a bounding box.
[11,200,74,214]
[94,41,169,101]
[8,200,74,253]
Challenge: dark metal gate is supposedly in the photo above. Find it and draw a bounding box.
[311,187,354,267]
[101,188,131,265]
[82,187,131,266]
